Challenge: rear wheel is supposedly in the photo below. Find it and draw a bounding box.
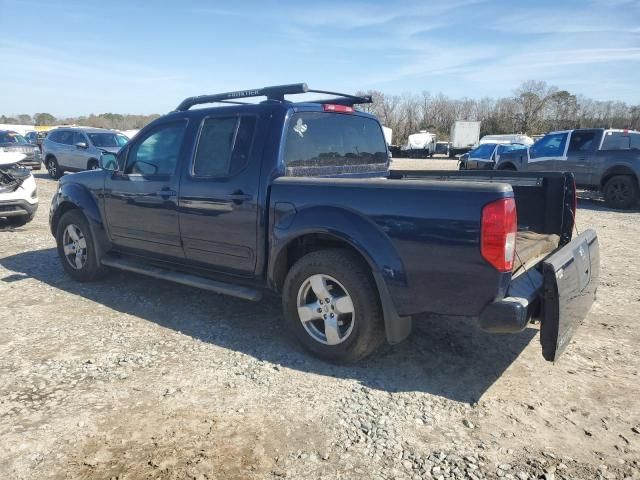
[603,175,638,210]
[55,209,107,281]
[282,249,384,363]
[46,156,63,179]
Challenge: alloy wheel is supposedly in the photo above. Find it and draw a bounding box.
[296,274,355,345]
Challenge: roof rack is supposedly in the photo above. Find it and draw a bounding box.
[174,83,372,111]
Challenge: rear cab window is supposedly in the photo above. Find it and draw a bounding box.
[282,111,388,176]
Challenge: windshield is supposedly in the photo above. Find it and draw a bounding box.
[0,131,28,145]
[87,132,129,148]
[283,112,388,176]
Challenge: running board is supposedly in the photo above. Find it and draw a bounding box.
[101,256,262,301]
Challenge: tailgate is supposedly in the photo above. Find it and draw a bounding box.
[539,229,600,361]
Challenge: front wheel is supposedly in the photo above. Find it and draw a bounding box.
[603,175,638,210]
[282,249,384,363]
[56,209,107,281]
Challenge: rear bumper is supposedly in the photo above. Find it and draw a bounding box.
[478,229,600,361]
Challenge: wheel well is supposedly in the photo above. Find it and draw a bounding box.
[600,166,639,190]
[273,233,371,292]
[497,162,516,171]
[45,153,56,161]
[50,202,79,236]
[87,158,99,168]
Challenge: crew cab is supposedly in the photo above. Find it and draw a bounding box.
[495,128,640,209]
[49,84,599,363]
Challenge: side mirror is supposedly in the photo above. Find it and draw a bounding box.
[99,152,117,171]
[75,142,88,149]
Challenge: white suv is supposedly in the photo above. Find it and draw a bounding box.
[0,152,38,227]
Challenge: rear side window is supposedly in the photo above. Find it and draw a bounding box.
[57,131,74,145]
[601,131,639,150]
[193,116,256,177]
[283,112,387,176]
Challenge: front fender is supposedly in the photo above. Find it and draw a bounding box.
[50,180,111,260]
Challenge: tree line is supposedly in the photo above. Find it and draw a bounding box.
[2,81,639,144]
[0,112,160,130]
[357,80,640,145]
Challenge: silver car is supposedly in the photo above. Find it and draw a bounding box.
[42,127,128,179]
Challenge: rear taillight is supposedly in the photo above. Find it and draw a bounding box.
[323,104,354,113]
[481,198,517,272]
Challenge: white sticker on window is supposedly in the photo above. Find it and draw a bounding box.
[293,118,308,138]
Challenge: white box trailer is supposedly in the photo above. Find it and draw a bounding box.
[401,130,437,158]
[449,121,480,157]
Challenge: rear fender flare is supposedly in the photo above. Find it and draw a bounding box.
[269,206,412,344]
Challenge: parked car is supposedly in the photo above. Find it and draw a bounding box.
[459,143,528,170]
[0,130,42,170]
[0,151,38,226]
[24,130,50,152]
[42,127,129,179]
[435,141,450,157]
[495,128,640,209]
[49,83,599,363]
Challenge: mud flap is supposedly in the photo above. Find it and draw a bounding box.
[540,229,599,361]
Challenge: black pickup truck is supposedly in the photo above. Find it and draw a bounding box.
[494,128,640,209]
[49,84,599,363]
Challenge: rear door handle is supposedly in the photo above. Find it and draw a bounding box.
[229,191,251,204]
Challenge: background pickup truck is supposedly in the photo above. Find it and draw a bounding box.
[495,128,640,209]
[49,84,599,363]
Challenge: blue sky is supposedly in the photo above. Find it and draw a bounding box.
[1,0,639,116]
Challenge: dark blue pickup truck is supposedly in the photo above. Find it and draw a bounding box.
[49,84,599,363]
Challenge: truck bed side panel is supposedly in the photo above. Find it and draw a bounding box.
[269,177,513,317]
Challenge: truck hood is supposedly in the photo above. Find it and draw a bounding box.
[0,152,27,167]
[0,163,31,193]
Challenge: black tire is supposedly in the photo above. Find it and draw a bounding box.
[46,156,63,179]
[282,249,385,363]
[603,175,638,210]
[55,209,107,281]
[87,158,99,170]
[6,212,35,227]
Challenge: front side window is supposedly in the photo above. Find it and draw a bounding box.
[125,122,186,176]
[73,132,86,145]
[470,143,496,160]
[531,133,568,158]
[88,132,128,148]
[193,116,256,177]
[568,131,596,152]
[283,112,387,175]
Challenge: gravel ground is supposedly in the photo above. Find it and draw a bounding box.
[1,166,639,480]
